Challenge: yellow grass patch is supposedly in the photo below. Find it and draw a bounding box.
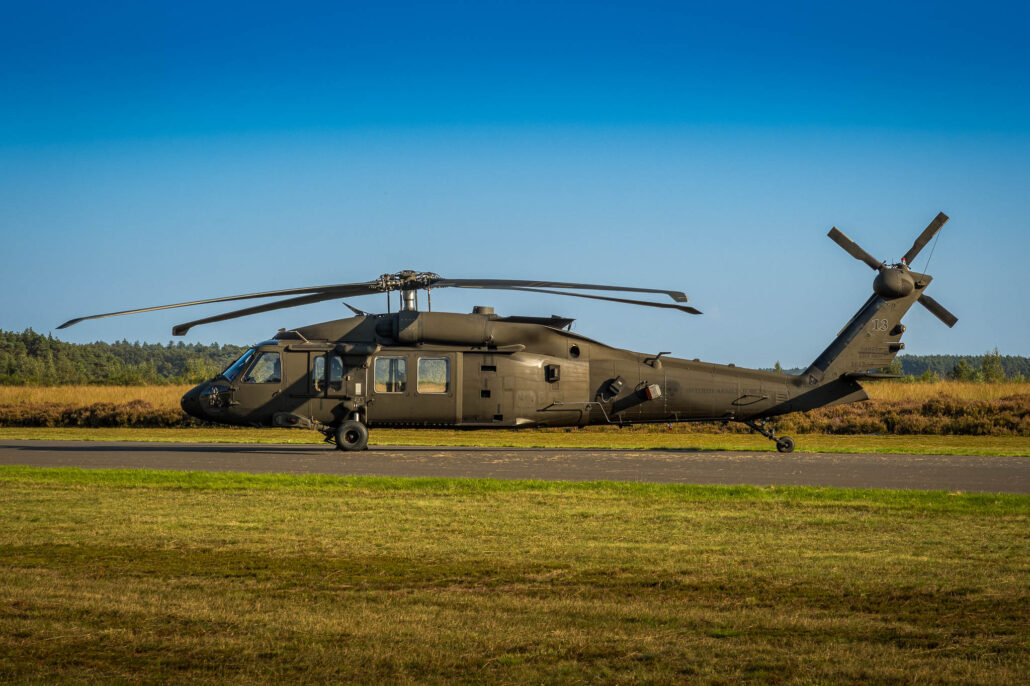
[0,384,190,409]
[864,380,1030,402]
[2,381,1028,410]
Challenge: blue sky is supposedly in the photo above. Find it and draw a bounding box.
[1,0,1028,367]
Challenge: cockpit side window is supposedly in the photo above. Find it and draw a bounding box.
[243,351,281,383]
[221,348,256,382]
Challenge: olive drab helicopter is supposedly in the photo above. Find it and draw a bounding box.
[59,213,956,453]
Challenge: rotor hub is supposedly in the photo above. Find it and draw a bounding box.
[374,271,440,293]
[872,267,915,299]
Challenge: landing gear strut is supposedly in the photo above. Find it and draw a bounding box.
[741,419,795,453]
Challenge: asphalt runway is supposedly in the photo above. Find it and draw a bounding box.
[1,440,1028,493]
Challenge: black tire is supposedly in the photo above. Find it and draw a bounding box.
[334,420,369,451]
[776,436,795,453]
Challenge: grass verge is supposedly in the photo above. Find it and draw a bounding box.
[0,466,1028,683]
[1,426,1028,456]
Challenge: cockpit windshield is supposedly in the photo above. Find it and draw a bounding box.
[219,348,256,381]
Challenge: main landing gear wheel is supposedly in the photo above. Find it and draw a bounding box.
[741,419,795,453]
[334,420,369,451]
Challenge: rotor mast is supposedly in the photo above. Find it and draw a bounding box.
[379,270,436,312]
[400,289,417,311]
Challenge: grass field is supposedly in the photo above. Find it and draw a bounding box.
[3,381,1028,409]
[2,426,1029,456]
[1,466,1027,683]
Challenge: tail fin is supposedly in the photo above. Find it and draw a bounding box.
[801,276,928,385]
[795,213,956,406]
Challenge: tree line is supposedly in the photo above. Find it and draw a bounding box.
[776,349,1028,382]
[891,351,1030,381]
[0,329,248,385]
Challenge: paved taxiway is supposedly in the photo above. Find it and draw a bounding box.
[1,440,1027,493]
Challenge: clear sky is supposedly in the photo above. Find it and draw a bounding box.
[1,0,1028,368]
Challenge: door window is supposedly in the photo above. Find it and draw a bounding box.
[374,356,407,393]
[312,354,326,393]
[329,355,344,392]
[243,352,281,383]
[417,357,450,394]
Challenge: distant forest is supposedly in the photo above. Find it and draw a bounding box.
[778,351,1030,381]
[1,329,1027,385]
[893,354,1030,380]
[0,329,247,385]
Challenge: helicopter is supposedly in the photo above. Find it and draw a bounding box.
[59,213,956,453]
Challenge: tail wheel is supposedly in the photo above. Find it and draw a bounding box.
[776,436,795,453]
[334,420,369,451]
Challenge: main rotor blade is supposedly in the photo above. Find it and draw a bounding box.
[497,286,702,314]
[902,212,949,265]
[171,291,351,336]
[434,279,689,303]
[58,282,380,329]
[918,294,958,328]
[827,227,882,270]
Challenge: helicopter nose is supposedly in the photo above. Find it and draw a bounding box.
[180,384,207,421]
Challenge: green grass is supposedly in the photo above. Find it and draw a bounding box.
[2,426,1029,456]
[1,466,1027,684]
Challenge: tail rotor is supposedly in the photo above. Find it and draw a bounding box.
[827,212,957,328]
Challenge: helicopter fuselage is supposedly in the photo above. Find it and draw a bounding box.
[180,309,869,432]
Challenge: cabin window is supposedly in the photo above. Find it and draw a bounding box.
[243,352,281,383]
[417,357,450,394]
[374,356,407,393]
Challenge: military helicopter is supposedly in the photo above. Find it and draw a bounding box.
[59,213,956,453]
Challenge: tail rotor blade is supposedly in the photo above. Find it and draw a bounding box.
[919,294,958,328]
[902,212,949,265]
[828,227,882,270]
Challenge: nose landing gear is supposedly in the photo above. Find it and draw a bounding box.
[741,419,795,453]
